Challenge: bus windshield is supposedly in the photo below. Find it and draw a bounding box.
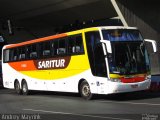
[102,29,150,75]
[102,29,143,41]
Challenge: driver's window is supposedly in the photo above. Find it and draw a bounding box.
[94,44,107,77]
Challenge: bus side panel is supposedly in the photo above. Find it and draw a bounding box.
[2,54,99,93]
[2,63,19,89]
[2,63,48,90]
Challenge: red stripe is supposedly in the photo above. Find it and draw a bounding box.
[120,76,145,83]
[6,33,67,49]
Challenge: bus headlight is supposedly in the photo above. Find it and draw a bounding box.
[145,75,151,80]
[109,78,121,82]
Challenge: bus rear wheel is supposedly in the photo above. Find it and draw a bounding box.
[80,81,93,100]
[22,81,29,95]
[14,80,21,95]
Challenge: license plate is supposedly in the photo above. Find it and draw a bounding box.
[131,84,138,88]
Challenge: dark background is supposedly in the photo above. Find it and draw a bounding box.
[0,0,159,74]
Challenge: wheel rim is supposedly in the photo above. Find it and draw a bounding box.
[22,83,27,93]
[82,84,91,97]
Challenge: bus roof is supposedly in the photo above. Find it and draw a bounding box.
[98,26,137,30]
[4,26,138,49]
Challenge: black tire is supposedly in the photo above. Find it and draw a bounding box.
[80,80,93,100]
[22,81,29,95]
[14,80,21,95]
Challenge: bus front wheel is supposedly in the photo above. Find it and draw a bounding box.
[80,80,93,100]
[22,81,29,95]
[14,80,21,95]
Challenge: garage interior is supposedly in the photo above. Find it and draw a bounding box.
[0,0,160,74]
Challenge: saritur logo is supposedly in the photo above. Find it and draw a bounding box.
[34,56,71,70]
[38,59,65,69]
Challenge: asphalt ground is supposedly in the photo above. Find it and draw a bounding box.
[0,88,160,120]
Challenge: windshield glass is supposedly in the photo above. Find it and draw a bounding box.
[102,29,150,75]
[102,29,143,41]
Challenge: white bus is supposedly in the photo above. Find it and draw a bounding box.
[2,26,157,99]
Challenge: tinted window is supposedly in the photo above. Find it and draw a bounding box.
[102,29,143,41]
[4,34,84,62]
[85,31,107,77]
[12,48,19,61]
[3,49,10,62]
[67,34,84,54]
[18,46,26,60]
[51,40,58,56]
[58,38,66,55]
[39,41,51,58]
[26,44,38,59]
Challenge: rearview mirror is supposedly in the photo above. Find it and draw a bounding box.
[100,40,112,53]
[144,39,157,53]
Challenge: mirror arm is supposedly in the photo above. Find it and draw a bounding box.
[101,42,108,56]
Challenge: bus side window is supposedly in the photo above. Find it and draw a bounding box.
[12,48,19,61]
[72,46,80,53]
[30,52,37,58]
[57,38,66,55]
[68,37,75,54]
[40,41,51,58]
[19,47,26,60]
[43,50,50,56]
[75,35,84,53]
[67,34,84,54]
[3,49,10,62]
[57,48,66,54]
[27,44,38,59]
[26,46,31,59]
[51,40,58,56]
[8,49,14,61]
[19,54,25,60]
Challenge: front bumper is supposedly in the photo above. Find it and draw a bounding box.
[98,79,151,94]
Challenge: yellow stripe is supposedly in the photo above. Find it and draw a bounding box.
[18,28,100,80]
[110,74,124,78]
[21,55,90,80]
[110,73,147,78]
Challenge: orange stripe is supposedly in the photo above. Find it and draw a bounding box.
[9,60,37,71]
[6,33,67,49]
